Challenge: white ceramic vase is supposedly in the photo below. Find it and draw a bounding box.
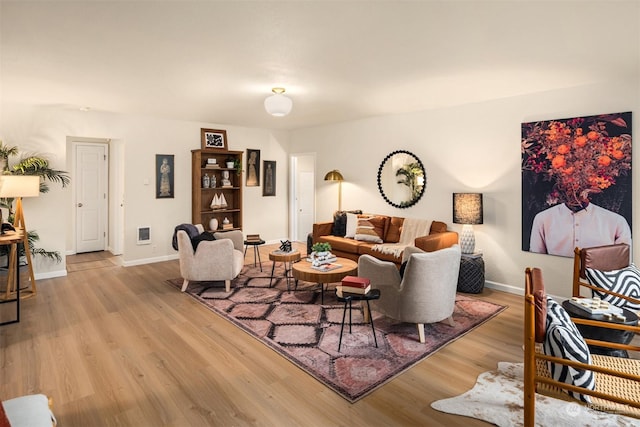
[209,218,219,231]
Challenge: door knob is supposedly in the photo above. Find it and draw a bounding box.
[78,203,83,207]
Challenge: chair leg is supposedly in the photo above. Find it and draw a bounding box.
[225,279,231,293]
[446,316,455,327]
[181,279,189,292]
[417,323,426,343]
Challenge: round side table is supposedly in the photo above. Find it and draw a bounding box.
[244,238,266,271]
[269,250,301,290]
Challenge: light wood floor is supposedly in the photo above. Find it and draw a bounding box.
[0,243,525,426]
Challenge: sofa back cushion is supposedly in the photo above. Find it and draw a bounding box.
[331,210,363,237]
[366,215,389,241]
[385,217,405,243]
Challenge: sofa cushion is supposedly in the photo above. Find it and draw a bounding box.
[331,210,363,237]
[367,215,389,240]
[354,218,383,243]
[385,217,404,243]
[317,235,363,254]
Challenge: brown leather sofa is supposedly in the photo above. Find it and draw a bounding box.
[311,214,458,267]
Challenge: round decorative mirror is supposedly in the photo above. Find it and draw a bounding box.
[377,150,426,208]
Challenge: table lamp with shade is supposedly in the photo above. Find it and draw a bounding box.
[0,175,40,297]
[324,170,344,211]
[453,192,483,254]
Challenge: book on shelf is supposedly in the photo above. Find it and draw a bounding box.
[222,223,234,230]
[311,263,342,272]
[204,164,221,169]
[336,284,371,295]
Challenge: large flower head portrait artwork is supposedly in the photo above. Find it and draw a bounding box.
[521,111,632,257]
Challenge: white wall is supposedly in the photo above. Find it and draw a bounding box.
[290,79,640,297]
[0,103,291,276]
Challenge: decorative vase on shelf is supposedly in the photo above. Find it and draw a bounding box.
[223,217,230,225]
[202,173,210,188]
[211,174,217,188]
[226,161,234,168]
[209,218,219,231]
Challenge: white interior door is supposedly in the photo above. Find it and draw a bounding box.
[76,143,107,253]
[290,153,315,242]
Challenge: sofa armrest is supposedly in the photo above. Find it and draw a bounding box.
[312,221,334,242]
[414,231,458,252]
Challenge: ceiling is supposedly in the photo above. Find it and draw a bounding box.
[1,1,638,131]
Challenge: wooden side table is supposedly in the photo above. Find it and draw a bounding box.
[269,250,301,290]
[457,253,485,293]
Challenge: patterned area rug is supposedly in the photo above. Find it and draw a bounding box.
[431,362,640,426]
[167,264,506,402]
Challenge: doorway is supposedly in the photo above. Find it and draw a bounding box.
[75,143,108,253]
[290,153,316,242]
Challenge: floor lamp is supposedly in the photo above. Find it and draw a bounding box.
[0,175,40,298]
[324,170,344,212]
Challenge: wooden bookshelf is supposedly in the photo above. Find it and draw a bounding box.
[191,149,243,232]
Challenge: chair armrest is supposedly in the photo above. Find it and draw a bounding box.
[312,222,334,242]
[213,230,244,252]
[195,224,205,234]
[415,231,458,252]
[357,254,401,289]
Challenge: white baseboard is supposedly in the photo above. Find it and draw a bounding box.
[484,280,523,295]
[35,269,68,280]
[122,253,179,267]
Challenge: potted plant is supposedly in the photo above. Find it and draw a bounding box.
[225,156,235,169]
[0,140,70,264]
[311,242,331,255]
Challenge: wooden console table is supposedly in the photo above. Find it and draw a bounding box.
[0,229,25,325]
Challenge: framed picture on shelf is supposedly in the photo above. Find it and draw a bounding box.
[246,149,260,187]
[155,154,174,198]
[201,128,228,150]
[263,160,276,197]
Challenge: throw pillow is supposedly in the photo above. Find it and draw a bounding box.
[354,218,383,243]
[331,210,362,237]
[345,213,359,238]
[543,296,595,403]
[585,264,640,311]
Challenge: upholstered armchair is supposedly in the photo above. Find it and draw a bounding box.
[176,225,244,292]
[357,245,462,343]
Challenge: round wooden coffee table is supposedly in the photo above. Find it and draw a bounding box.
[291,257,358,304]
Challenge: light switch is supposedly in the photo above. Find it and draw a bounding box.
[143,178,149,185]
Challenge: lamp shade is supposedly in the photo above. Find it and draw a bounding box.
[0,175,40,198]
[264,88,293,117]
[453,193,483,225]
[324,170,344,181]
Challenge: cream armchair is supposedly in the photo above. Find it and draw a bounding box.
[176,225,244,292]
[357,245,461,343]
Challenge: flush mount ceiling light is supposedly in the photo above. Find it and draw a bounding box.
[264,87,293,117]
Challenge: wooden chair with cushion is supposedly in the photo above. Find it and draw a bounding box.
[573,243,640,311]
[524,267,640,426]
